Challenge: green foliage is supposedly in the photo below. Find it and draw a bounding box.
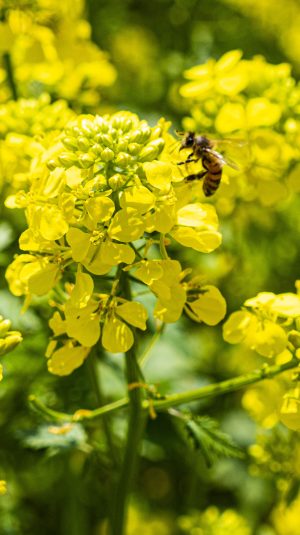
[186,415,245,467]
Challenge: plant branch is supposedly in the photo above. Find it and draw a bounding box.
[151,358,299,411]
[3,52,18,100]
[28,358,299,423]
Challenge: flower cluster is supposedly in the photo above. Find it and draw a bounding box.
[0,0,116,108]
[223,286,300,430]
[0,94,74,194]
[178,506,251,535]
[6,111,226,374]
[179,50,300,211]
[223,288,300,358]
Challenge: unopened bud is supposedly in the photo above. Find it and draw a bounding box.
[139,139,165,162]
[58,152,78,168]
[128,143,141,155]
[0,319,11,336]
[62,137,78,150]
[0,332,23,356]
[115,152,132,167]
[101,148,115,162]
[108,173,125,190]
[78,154,95,168]
[77,136,91,151]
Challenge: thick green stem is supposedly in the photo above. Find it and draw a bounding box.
[109,271,147,535]
[3,52,18,100]
[110,345,146,535]
[87,350,118,465]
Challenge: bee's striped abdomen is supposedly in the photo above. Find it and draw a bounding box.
[202,155,223,197]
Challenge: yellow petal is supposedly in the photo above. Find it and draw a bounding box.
[108,208,144,242]
[223,310,256,344]
[116,301,148,330]
[187,286,227,325]
[39,206,69,241]
[102,316,133,353]
[47,343,90,376]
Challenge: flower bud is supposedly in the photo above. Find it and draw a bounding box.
[115,152,133,167]
[100,134,114,148]
[78,154,95,168]
[139,139,165,162]
[0,332,23,357]
[116,140,128,152]
[90,143,103,156]
[0,319,11,336]
[150,126,162,139]
[62,137,78,150]
[77,136,91,151]
[80,119,95,136]
[108,173,125,190]
[101,148,115,162]
[58,152,78,168]
[128,143,141,155]
[129,127,151,143]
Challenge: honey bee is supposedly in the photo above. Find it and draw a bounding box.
[178,132,238,197]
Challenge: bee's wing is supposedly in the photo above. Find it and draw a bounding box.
[206,148,239,170]
[210,138,247,148]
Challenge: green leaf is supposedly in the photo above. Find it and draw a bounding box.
[23,423,88,451]
[186,415,245,467]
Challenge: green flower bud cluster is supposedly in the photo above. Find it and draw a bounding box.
[50,112,165,176]
[0,94,75,138]
[0,316,22,357]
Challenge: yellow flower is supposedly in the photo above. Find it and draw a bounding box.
[185,285,227,326]
[134,259,186,323]
[47,341,90,376]
[180,50,248,100]
[170,203,222,253]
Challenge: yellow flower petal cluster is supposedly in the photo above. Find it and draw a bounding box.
[178,505,251,535]
[223,289,300,358]
[46,271,148,373]
[0,1,116,109]
[179,50,300,209]
[0,94,74,194]
[5,110,225,374]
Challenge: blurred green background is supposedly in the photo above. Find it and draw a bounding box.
[1,0,300,534]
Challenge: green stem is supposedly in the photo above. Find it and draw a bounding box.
[151,358,299,411]
[110,347,146,535]
[29,358,299,423]
[109,271,147,535]
[87,350,118,465]
[3,52,18,100]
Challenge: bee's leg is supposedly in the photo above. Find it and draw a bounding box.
[185,171,207,182]
[177,152,199,165]
[177,158,198,166]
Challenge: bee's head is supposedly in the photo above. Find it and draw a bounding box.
[180,132,195,150]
